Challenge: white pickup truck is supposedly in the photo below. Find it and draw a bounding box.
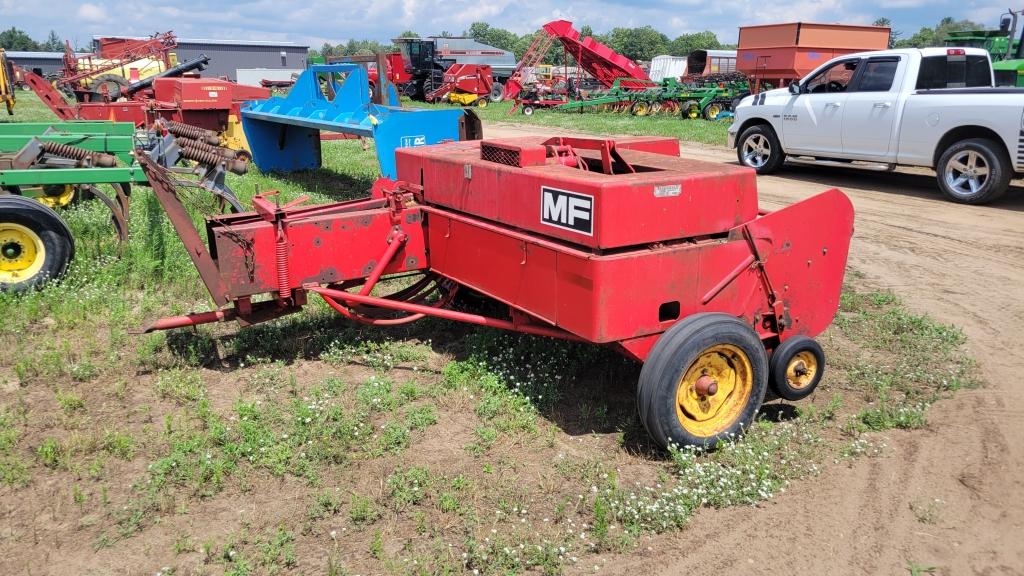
[729,47,1024,204]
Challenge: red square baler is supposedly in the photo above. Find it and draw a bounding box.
[139,135,854,449]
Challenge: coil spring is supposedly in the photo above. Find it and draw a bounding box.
[174,135,238,159]
[178,145,223,166]
[276,233,291,300]
[179,145,248,175]
[40,141,117,167]
[164,120,220,146]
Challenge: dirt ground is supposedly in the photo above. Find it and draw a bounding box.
[486,123,1024,575]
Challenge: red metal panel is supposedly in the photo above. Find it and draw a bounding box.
[425,208,772,345]
[397,136,757,250]
[210,207,427,298]
[743,188,854,339]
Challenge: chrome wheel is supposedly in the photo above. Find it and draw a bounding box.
[742,134,771,169]
[944,150,989,199]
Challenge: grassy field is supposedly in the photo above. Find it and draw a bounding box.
[413,99,731,145]
[0,91,976,574]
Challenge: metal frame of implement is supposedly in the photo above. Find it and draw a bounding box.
[137,134,854,365]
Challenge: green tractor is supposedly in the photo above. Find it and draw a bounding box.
[993,8,1024,87]
[943,8,1024,86]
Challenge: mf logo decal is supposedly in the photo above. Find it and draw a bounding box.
[400,135,427,147]
[541,186,593,235]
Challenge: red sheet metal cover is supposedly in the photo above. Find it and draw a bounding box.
[396,136,758,250]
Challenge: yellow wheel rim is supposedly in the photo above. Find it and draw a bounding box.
[0,222,45,284]
[634,103,649,116]
[675,344,753,437]
[785,350,818,390]
[706,104,721,120]
[477,98,487,107]
[37,185,75,209]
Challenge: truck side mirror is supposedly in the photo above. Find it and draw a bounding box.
[789,83,802,95]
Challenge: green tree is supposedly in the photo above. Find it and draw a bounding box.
[396,30,419,38]
[320,42,335,57]
[465,22,520,53]
[41,30,63,52]
[896,16,982,48]
[667,31,722,56]
[0,27,41,51]
[873,17,901,48]
[604,26,669,62]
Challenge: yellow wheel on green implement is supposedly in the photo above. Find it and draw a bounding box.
[630,101,651,116]
[0,195,74,292]
[37,185,76,209]
[702,102,723,121]
[682,100,700,120]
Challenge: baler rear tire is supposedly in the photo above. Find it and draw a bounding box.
[0,195,74,292]
[737,124,786,174]
[769,336,824,401]
[638,314,768,450]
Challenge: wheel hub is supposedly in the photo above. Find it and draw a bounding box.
[785,351,818,390]
[675,344,753,436]
[0,223,45,283]
[2,241,22,260]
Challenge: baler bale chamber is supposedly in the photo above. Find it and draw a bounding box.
[138,135,854,449]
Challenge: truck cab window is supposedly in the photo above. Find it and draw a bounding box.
[853,59,899,91]
[916,55,991,89]
[805,60,859,93]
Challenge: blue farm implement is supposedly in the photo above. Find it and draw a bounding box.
[241,64,481,179]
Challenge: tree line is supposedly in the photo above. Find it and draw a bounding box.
[0,27,66,51]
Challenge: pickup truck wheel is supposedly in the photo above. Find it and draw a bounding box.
[737,124,785,174]
[937,139,1011,205]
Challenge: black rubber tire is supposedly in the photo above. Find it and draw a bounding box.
[489,82,505,102]
[629,101,650,116]
[637,313,768,450]
[736,124,786,175]
[681,100,700,119]
[0,195,74,292]
[88,73,129,96]
[935,138,1012,205]
[702,101,723,121]
[522,105,534,116]
[731,91,751,111]
[769,336,825,401]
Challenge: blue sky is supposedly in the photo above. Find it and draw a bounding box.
[0,0,1006,49]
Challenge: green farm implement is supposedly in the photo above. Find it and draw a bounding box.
[555,74,749,120]
[0,120,246,291]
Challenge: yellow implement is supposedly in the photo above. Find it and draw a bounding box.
[1,49,16,115]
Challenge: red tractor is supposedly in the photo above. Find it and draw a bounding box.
[136,134,854,449]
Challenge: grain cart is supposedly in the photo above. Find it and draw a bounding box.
[135,134,854,449]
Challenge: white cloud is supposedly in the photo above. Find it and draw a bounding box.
[76,3,108,22]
